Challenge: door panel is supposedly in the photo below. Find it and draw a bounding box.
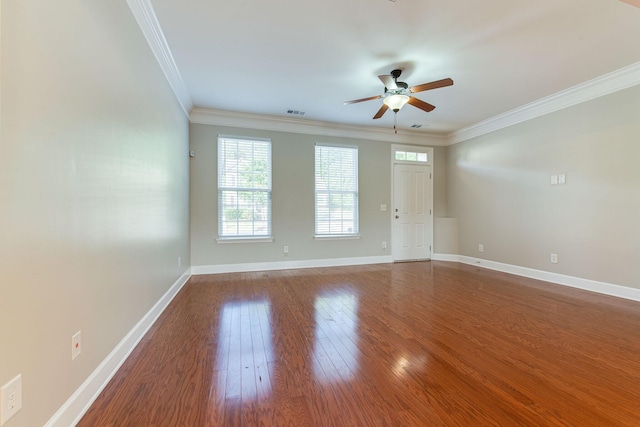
[401,224,410,248]
[400,170,411,214]
[416,223,424,248]
[415,172,425,215]
[393,164,432,261]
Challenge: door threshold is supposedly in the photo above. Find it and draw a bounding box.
[393,259,431,263]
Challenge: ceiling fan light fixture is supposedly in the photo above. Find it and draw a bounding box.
[384,94,410,112]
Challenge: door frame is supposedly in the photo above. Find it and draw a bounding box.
[390,144,434,262]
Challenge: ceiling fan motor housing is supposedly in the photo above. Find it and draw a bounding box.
[384,81,409,98]
[389,69,409,90]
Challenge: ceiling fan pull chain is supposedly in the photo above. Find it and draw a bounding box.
[394,112,398,134]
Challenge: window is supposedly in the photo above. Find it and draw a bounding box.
[218,136,271,239]
[315,144,359,237]
[395,150,428,162]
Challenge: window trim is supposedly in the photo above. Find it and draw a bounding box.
[216,237,274,244]
[313,235,360,241]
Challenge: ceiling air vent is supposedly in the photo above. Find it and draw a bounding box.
[286,110,306,116]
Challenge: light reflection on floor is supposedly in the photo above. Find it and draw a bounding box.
[313,289,360,383]
[214,299,273,402]
[392,353,428,378]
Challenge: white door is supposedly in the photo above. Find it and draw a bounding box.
[392,164,432,261]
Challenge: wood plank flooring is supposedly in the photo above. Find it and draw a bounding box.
[78,261,640,426]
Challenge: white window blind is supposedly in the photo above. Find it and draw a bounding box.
[218,136,272,239]
[315,145,359,236]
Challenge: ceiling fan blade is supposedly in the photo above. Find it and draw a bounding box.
[343,95,382,105]
[373,104,389,119]
[408,96,436,112]
[409,78,454,93]
[378,75,397,90]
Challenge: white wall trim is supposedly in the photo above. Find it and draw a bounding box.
[192,256,393,275]
[126,0,640,145]
[432,253,461,262]
[449,256,640,303]
[39,254,640,427]
[190,107,448,146]
[449,61,640,144]
[45,269,192,427]
[126,0,193,117]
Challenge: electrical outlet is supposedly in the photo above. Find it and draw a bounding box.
[72,331,82,360]
[558,174,566,184]
[478,244,484,252]
[283,246,289,254]
[1,374,22,425]
[382,241,387,250]
[550,253,558,264]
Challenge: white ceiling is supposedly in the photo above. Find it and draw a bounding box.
[148,0,640,136]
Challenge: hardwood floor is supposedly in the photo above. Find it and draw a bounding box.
[78,261,640,426]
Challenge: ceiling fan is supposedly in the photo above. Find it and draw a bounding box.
[344,69,454,126]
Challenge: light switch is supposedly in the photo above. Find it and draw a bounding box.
[551,175,558,185]
[558,174,566,184]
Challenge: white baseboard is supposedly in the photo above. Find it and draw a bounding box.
[448,255,640,303]
[432,253,461,262]
[45,269,192,427]
[43,254,640,426]
[192,255,393,275]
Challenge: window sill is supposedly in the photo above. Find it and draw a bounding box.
[314,235,360,241]
[216,237,274,244]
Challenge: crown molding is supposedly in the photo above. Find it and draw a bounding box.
[190,107,448,146]
[449,61,640,145]
[126,0,193,117]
